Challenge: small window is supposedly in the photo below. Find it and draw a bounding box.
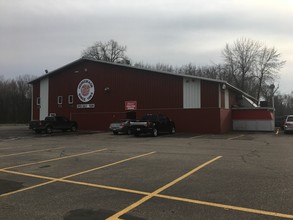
[57,96,63,105]
[36,97,40,105]
[68,95,73,104]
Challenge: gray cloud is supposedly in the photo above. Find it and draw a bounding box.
[0,0,292,93]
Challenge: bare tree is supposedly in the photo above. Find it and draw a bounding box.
[254,46,285,100]
[222,38,261,91]
[133,62,176,73]
[81,39,130,64]
[222,38,285,100]
[177,63,198,75]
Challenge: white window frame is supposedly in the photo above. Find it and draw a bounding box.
[36,97,40,106]
[224,89,229,109]
[68,95,73,104]
[57,96,63,105]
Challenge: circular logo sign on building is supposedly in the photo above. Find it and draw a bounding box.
[77,79,95,102]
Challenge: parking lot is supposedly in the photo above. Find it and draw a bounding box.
[0,125,292,220]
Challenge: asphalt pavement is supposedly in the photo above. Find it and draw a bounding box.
[0,125,292,220]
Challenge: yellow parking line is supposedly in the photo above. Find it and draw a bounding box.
[157,194,293,219]
[0,180,57,197]
[0,146,66,158]
[0,169,57,197]
[62,179,150,196]
[0,168,150,197]
[0,145,33,150]
[106,156,222,220]
[190,135,204,139]
[57,179,293,219]
[0,151,156,197]
[0,147,24,150]
[1,162,292,218]
[61,151,156,180]
[0,169,55,181]
[2,148,108,170]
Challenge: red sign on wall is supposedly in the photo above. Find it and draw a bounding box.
[125,101,137,110]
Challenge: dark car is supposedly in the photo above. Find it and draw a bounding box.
[109,119,135,135]
[130,114,176,137]
[29,116,78,134]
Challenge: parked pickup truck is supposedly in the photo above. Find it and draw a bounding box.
[29,116,78,134]
[130,114,176,137]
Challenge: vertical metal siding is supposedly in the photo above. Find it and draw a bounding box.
[45,61,183,126]
[201,81,219,108]
[218,84,221,108]
[91,64,183,111]
[183,78,201,108]
[32,60,235,133]
[224,89,229,109]
[40,77,49,119]
[32,82,40,120]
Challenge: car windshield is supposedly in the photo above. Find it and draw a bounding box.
[45,117,54,121]
[142,115,158,121]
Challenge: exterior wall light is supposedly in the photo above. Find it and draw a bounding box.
[104,87,111,93]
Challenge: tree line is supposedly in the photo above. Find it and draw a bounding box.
[0,38,292,124]
[82,38,286,101]
[0,75,34,124]
[82,39,291,117]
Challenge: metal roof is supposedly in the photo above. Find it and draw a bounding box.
[29,58,257,102]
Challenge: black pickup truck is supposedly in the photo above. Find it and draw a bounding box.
[29,116,78,134]
[130,114,176,137]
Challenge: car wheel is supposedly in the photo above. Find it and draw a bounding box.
[46,126,52,134]
[71,125,77,132]
[113,131,118,135]
[152,128,158,137]
[127,129,132,135]
[170,126,176,134]
[35,130,41,134]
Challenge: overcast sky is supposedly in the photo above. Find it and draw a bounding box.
[1,0,292,93]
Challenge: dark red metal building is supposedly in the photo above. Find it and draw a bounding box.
[30,58,263,133]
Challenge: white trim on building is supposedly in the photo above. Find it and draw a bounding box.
[183,78,201,109]
[40,77,49,120]
[225,89,229,109]
[233,120,274,131]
